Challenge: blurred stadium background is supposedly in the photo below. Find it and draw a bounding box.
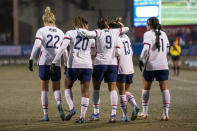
[0,0,197,130]
[0,0,197,68]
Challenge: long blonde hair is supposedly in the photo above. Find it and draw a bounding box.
[72,16,86,28]
[42,6,56,25]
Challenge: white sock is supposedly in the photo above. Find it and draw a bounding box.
[93,90,100,114]
[125,91,138,108]
[41,91,48,115]
[120,95,127,117]
[80,97,89,119]
[142,89,150,115]
[162,89,170,117]
[64,89,74,110]
[110,90,118,116]
[54,90,62,105]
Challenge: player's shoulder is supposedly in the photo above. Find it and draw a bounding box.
[144,30,152,36]
[160,30,167,37]
[36,26,45,33]
[65,29,75,35]
[55,27,64,34]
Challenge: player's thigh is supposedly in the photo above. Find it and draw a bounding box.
[39,65,50,81]
[78,68,92,83]
[104,65,118,83]
[92,65,106,82]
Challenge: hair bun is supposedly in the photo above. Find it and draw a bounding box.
[115,17,122,22]
[45,6,51,14]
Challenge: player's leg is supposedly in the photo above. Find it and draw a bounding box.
[76,81,90,123]
[51,66,65,121]
[64,68,76,120]
[117,74,128,121]
[106,65,118,123]
[40,80,49,121]
[125,88,139,120]
[159,80,170,121]
[88,77,101,120]
[39,65,50,121]
[124,74,139,120]
[88,65,103,121]
[108,82,118,122]
[75,68,92,123]
[139,71,153,119]
[157,70,170,121]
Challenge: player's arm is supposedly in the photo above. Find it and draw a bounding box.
[52,38,70,65]
[139,32,151,71]
[120,27,129,35]
[28,30,42,71]
[115,37,123,56]
[78,29,97,38]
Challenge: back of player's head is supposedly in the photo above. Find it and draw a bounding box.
[147,17,161,49]
[97,17,109,29]
[42,6,56,25]
[147,17,160,30]
[82,17,88,26]
[72,16,87,28]
[109,17,124,28]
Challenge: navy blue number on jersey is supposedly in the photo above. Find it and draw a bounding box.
[46,34,60,49]
[74,36,89,51]
[105,35,112,49]
[123,41,131,55]
[158,38,164,52]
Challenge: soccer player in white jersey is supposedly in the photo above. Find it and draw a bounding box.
[28,7,65,121]
[109,18,140,122]
[139,17,171,121]
[79,17,129,122]
[51,16,95,124]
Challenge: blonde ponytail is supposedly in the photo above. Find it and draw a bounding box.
[42,6,56,25]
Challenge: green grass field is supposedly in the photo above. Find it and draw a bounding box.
[162,1,197,25]
[0,65,197,131]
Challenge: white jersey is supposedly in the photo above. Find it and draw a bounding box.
[63,49,68,67]
[94,28,123,65]
[140,30,169,71]
[30,26,64,66]
[52,29,95,69]
[118,34,134,74]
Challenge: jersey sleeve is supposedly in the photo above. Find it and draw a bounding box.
[115,37,123,56]
[62,49,68,67]
[35,29,43,41]
[29,39,41,60]
[90,39,96,56]
[139,44,150,62]
[143,32,152,45]
[52,31,71,64]
[79,29,97,38]
[64,31,72,40]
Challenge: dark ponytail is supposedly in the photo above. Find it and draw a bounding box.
[147,17,161,49]
[155,24,161,48]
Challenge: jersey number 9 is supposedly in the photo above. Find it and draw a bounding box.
[105,35,112,49]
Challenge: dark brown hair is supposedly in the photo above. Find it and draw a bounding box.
[97,17,109,29]
[147,17,161,49]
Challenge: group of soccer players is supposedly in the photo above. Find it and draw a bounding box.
[28,6,171,124]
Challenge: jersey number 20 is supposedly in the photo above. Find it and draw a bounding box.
[74,36,89,51]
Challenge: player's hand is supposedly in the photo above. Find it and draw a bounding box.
[78,29,87,37]
[28,60,33,71]
[50,63,56,74]
[139,60,144,72]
